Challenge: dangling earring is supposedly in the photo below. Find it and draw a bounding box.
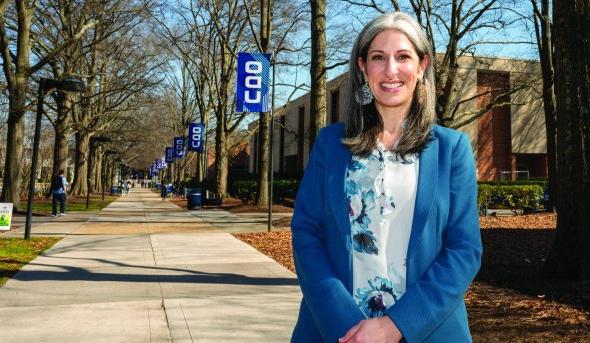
[416,78,425,103]
[355,82,373,105]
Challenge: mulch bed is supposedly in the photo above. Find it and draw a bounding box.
[233,213,590,342]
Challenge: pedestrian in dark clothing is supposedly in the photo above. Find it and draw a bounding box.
[51,170,68,216]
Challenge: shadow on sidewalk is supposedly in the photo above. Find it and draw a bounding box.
[15,261,299,286]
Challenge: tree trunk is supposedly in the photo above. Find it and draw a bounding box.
[52,122,70,178]
[177,160,185,190]
[0,1,32,210]
[544,0,590,281]
[70,133,90,196]
[1,112,25,209]
[256,0,273,207]
[309,0,327,147]
[195,153,206,183]
[256,117,270,206]
[215,116,228,200]
[109,161,116,190]
[533,0,558,212]
[93,149,103,192]
[52,92,75,178]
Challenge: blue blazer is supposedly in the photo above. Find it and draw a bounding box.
[291,123,482,343]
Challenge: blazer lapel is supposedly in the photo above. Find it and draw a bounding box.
[327,140,352,251]
[408,135,439,258]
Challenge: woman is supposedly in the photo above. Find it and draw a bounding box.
[291,12,482,343]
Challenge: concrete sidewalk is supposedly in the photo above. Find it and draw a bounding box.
[0,188,301,342]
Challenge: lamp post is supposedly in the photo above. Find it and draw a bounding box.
[86,137,110,209]
[25,78,86,239]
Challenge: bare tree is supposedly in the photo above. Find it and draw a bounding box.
[151,2,218,185]
[242,0,306,206]
[339,0,534,127]
[0,0,96,209]
[69,18,163,195]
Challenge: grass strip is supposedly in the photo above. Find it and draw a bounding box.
[29,195,119,213]
[0,237,62,286]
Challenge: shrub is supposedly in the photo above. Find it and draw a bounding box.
[231,180,257,201]
[478,184,544,214]
[478,179,547,187]
[230,178,301,202]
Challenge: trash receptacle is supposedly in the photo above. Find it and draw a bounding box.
[160,185,167,198]
[110,186,117,195]
[187,188,202,210]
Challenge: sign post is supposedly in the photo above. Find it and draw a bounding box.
[236,51,274,232]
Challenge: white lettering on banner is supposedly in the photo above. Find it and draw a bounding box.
[191,126,202,148]
[243,60,264,105]
[245,90,261,103]
[245,76,261,88]
[245,61,262,73]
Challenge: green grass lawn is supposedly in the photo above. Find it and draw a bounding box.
[0,237,61,286]
[27,194,119,213]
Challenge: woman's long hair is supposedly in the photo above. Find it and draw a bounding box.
[342,12,436,157]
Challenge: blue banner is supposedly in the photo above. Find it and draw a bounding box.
[236,52,271,112]
[188,123,205,152]
[165,147,174,163]
[174,137,185,158]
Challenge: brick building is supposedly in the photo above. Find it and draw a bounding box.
[249,55,547,181]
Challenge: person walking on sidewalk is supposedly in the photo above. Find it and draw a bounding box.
[291,12,482,343]
[50,169,68,217]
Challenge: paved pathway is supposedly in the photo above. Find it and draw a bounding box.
[0,188,301,342]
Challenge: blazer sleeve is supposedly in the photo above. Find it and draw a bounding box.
[291,127,366,342]
[385,133,483,343]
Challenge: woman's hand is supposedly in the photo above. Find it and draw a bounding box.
[338,316,403,343]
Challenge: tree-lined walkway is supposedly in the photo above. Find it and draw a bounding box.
[0,188,300,342]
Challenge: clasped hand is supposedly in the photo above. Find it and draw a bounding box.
[338,316,403,343]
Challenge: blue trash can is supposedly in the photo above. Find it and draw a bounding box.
[187,188,202,210]
[110,186,117,195]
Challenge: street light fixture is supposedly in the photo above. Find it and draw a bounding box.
[86,136,110,209]
[25,78,86,239]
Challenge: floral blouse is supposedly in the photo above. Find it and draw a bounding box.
[346,142,419,318]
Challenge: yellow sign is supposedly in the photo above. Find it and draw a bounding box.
[0,203,13,231]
